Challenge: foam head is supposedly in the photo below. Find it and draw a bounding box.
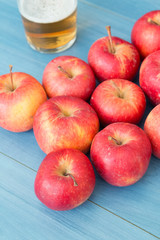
[19,0,77,23]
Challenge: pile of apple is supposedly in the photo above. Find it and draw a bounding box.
[1,10,160,211]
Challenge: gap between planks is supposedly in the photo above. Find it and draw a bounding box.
[79,0,135,23]
[1,151,160,240]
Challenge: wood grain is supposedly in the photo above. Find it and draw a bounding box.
[0,154,158,240]
[0,0,160,239]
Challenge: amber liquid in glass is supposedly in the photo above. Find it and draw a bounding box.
[19,0,77,53]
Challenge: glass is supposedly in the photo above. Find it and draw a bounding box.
[17,0,77,53]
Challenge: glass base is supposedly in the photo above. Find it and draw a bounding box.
[27,36,77,54]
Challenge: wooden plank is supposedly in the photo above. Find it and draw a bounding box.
[90,156,160,237]
[0,0,160,239]
[82,0,160,20]
[0,154,158,240]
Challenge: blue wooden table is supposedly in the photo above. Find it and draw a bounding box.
[1,0,160,239]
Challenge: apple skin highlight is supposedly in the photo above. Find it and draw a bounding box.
[0,72,47,132]
[90,78,146,126]
[139,50,160,106]
[33,96,100,154]
[91,122,152,187]
[34,148,96,211]
[42,56,96,101]
[144,104,160,159]
[88,36,140,82]
[131,10,160,59]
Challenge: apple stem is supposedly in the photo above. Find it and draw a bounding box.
[111,80,123,98]
[108,136,122,145]
[106,26,115,54]
[148,18,160,25]
[9,65,14,91]
[58,66,73,79]
[64,173,78,186]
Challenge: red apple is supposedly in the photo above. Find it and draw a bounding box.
[0,66,47,132]
[90,79,146,126]
[131,10,160,59]
[90,122,152,187]
[139,50,160,106]
[144,104,160,158]
[33,96,99,154]
[42,56,96,101]
[88,26,140,82]
[34,148,96,211]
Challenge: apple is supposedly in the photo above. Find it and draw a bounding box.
[90,122,152,187]
[0,66,47,132]
[139,50,160,106]
[33,95,99,154]
[144,104,160,158]
[34,148,96,211]
[131,10,160,59]
[90,78,146,126]
[42,56,96,101]
[88,26,140,82]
